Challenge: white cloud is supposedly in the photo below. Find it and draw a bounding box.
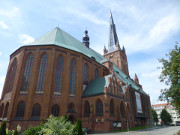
[0,21,8,29]
[150,14,180,44]
[0,7,21,20]
[66,9,108,26]
[19,34,35,45]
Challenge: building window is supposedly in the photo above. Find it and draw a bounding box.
[0,104,4,118]
[4,102,9,118]
[96,99,103,116]
[69,59,76,96]
[15,101,25,119]
[4,58,17,94]
[83,63,88,84]
[84,101,90,116]
[21,54,34,93]
[32,103,41,120]
[36,54,48,94]
[68,103,75,113]
[51,104,60,117]
[54,56,63,95]
[95,69,98,79]
[110,99,114,116]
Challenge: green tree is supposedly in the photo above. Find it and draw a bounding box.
[0,121,6,135]
[152,109,159,125]
[73,119,84,135]
[160,109,172,125]
[14,130,19,135]
[159,43,180,113]
[40,115,74,135]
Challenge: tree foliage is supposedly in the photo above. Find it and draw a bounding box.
[159,43,180,113]
[0,121,6,135]
[73,119,84,135]
[160,109,172,125]
[39,115,74,135]
[152,109,159,125]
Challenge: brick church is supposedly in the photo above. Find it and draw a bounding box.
[0,13,153,132]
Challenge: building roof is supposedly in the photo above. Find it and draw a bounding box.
[113,64,146,94]
[26,27,146,95]
[26,27,105,65]
[82,74,112,97]
[152,103,173,108]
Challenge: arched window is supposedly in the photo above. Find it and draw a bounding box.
[95,69,98,79]
[69,59,76,96]
[21,54,34,93]
[68,103,75,113]
[54,56,63,95]
[0,104,4,118]
[120,102,125,118]
[84,101,90,116]
[110,99,114,115]
[83,63,88,84]
[4,58,17,94]
[51,104,60,117]
[36,54,48,93]
[96,99,103,115]
[32,103,41,119]
[16,101,25,119]
[4,102,9,118]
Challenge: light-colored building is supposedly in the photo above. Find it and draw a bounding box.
[152,103,180,125]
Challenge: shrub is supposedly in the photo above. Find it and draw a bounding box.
[23,126,42,135]
[73,119,85,135]
[39,115,74,135]
[0,121,6,135]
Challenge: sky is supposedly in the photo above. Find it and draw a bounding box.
[0,0,180,105]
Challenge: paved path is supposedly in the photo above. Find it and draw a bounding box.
[91,126,180,135]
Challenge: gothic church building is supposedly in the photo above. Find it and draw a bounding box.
[0,13,153,132]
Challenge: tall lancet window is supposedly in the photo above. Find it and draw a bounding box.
[4,58,17,94]
[21,54,34,94]
[69,59,76,96]
[54,56,63,95]
[36,54,47,94]
[83,63,88,84]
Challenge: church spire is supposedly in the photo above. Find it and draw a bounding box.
[108,11,119,52]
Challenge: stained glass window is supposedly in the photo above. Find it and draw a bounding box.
[54,56,63,95]
[51,104,60,117]
[83,63,88,84]
[16,101,25,118]
[69,59,76,96]
[21,54,34,93]
[96,99,103,115]
[36,54,47,93]
[4,58,17,94]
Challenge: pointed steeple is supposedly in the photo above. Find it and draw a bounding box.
[108,11,119,52]
[134,73,139,84]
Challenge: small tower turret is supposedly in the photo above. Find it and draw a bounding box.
[134,73,139,85]
[104,45,107,55]
[83,30,90,48]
